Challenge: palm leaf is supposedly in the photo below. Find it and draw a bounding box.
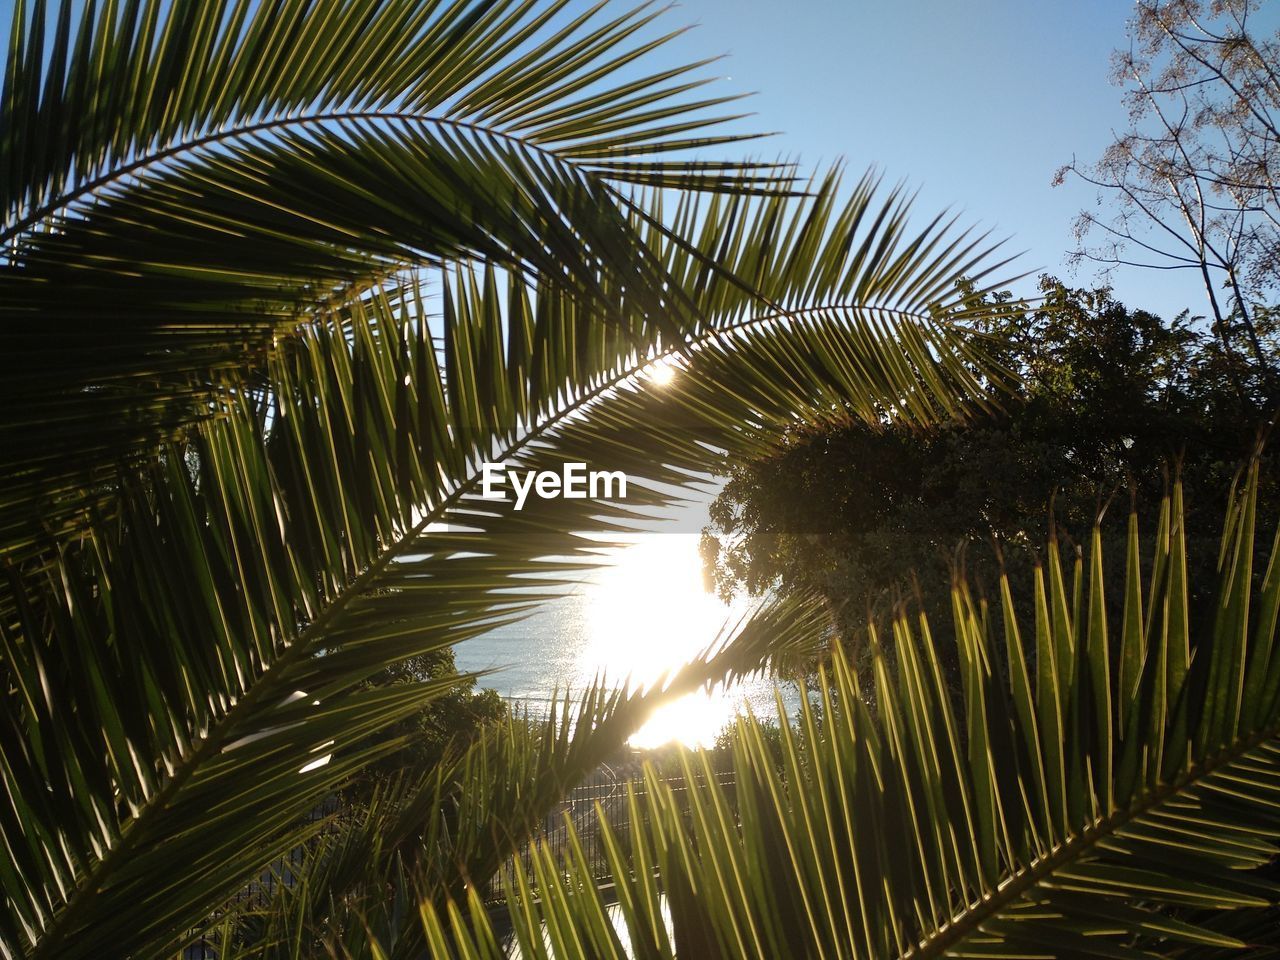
[232,591,832,960]
[0,175,1018,959]
[0,0,789,571]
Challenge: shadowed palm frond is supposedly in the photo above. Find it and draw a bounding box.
[415,463,1280,960]
[0,171,1020,960]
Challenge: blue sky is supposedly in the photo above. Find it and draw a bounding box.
[649,0,1208,321]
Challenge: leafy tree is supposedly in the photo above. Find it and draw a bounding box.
[702,277,1279,644]
[342,651,506,806]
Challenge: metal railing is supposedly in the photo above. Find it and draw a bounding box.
[182,796,342,958]
[482,764,735,904]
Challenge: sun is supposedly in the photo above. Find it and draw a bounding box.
[575,534,763,748]
[580,535,720,686]
[646,358,677,386]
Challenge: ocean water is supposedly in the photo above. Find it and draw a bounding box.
[453,533,799,748]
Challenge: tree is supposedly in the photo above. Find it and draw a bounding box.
[1056,0,1280,402]
[0,2,1019,956]
[702,277,1277,646]
[341,650,506,808]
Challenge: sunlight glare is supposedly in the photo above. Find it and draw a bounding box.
[576,535,770,748]
[646,358,677,386]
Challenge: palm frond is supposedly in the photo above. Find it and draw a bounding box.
[0,0,790,570]
[231,591,830,960]
[0,0,774,240]
[1,175,1019,959]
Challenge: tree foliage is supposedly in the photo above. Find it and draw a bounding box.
[702,277,1278,642]
[424,467,1280,960]
[14,2,1280,958]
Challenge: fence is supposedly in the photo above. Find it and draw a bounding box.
[482,763,736,905]
[181,796,342,958]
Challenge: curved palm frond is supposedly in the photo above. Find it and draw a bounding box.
[420,464,1280,960]
[0,175,1019,959]
[1,0,771,238]
[0,0,790,569]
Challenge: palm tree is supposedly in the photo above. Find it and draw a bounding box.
[0,2,1016,957]
[421,467,1280,960]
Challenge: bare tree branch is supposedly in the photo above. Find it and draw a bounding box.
[1057,0,1280,403]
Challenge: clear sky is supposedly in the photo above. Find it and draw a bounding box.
[649,0,1210,321]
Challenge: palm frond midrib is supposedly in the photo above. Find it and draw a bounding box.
[2,106,638,246]
[22,300,688,956]
[908,722,1280,960]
